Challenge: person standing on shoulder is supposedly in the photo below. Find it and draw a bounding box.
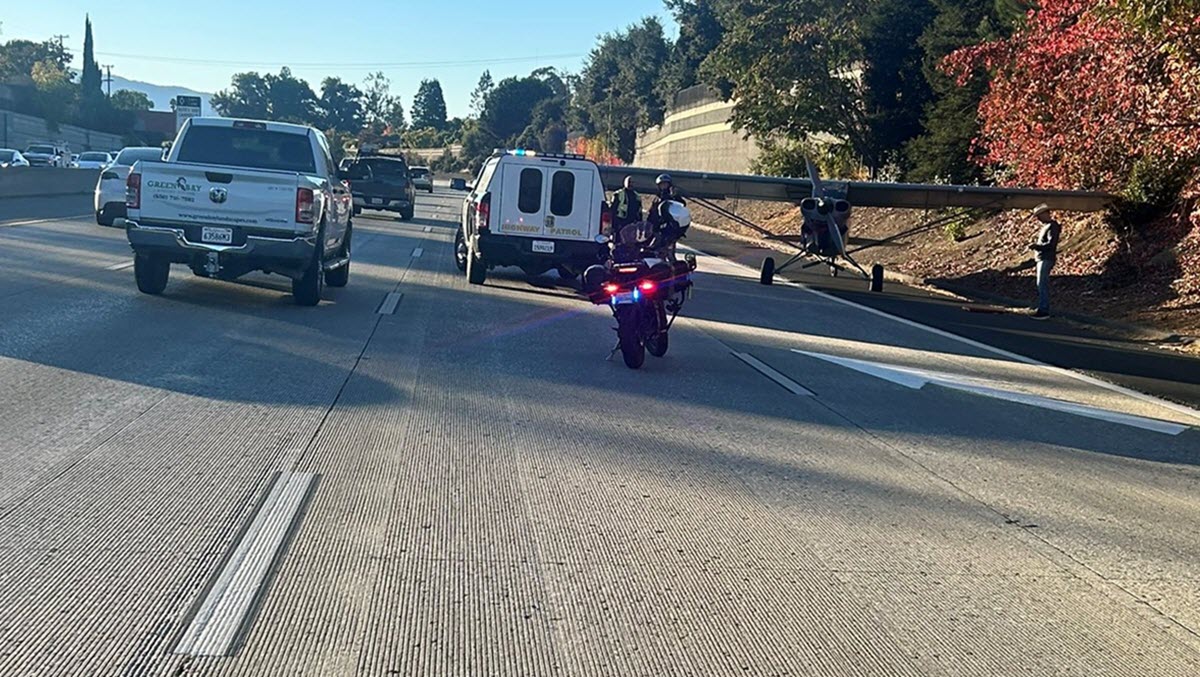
[611,176,642,231]
[1029,204,1062,320]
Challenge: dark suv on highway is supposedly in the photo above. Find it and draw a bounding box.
[339,156,416,221]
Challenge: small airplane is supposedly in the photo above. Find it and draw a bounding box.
[758,158,881,290]
[599,162,1111,293]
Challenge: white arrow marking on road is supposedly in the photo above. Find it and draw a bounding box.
[792,349,1189,436]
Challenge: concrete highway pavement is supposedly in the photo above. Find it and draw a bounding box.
[1,187,1199,676]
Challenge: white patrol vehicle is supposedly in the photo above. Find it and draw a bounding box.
[456,149,610,285]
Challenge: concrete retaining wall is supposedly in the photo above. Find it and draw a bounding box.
[0,168,98,199]
[0,109,124,154]
[634,90,759,174]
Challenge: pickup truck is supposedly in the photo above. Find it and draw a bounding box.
[123,118,353,306]
[339,156,416,220]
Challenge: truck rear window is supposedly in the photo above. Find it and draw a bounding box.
[176,126,316,174]
[518,168,542,214]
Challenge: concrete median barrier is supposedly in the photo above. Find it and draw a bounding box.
[0,168,98,199]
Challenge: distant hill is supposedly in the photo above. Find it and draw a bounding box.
[109,76,216,115]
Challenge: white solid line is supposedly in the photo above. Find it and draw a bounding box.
[412,247,424,258]
[377,292,403,315]
[686,245,1200,424]
[0,214,92,228]
[174,471,315,657]
[732,352,814,396]
[106,261,135,271]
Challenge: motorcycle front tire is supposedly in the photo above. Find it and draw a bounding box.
[615,305,645,369]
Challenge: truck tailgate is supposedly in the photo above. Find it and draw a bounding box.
[136,162,303,231]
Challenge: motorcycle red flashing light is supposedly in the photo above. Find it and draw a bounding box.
[639,280,656,292]
[602,283,620,294]
[616,266,640,274]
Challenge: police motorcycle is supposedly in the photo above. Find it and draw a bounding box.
[583,202,698,370]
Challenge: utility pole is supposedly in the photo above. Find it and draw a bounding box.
[51,34,69,49]
[102,65,113,97]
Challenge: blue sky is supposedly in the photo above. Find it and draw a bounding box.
[2,1,674,117]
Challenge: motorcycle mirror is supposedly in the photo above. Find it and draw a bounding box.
[595,234,610,245]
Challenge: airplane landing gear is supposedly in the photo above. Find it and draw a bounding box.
[870,264,884,292]
[760,257,775,286]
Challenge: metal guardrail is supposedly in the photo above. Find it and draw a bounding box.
[600,165,1113,213]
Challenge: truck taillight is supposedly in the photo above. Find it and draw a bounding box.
[126,172,141,210]
[296,187,315,224]
[601,208,612,233]
[475,198,490,233]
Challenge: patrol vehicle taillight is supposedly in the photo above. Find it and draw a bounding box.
[126,172,141,210]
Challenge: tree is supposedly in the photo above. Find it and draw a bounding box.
[411,79,448,131]
[318,77,364,133]
[80,16,102,100]
[110,89,153,111]
[470,70,493,115]
[479,75,556,142]
[575,17,672,162]
[263,67,317,124]
[860,0,936,173]
[661,0,727,102]
[212,72,271,119]
[905,0,1006,183]
[362,71,405,134]
[944,0,1200,191]
[0,39,71,80]
[30,60,75,128]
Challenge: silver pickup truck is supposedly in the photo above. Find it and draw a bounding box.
[123,118,353,306]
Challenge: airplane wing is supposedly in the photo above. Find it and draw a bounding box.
[598,165,1112,212]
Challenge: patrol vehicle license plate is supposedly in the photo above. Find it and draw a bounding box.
[202,227,233,244]
[532,240,555,254]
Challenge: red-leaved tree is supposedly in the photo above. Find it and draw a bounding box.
[944,0,1200,191]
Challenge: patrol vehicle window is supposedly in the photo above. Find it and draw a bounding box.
[550,171,575,217]
[518,168,542,214]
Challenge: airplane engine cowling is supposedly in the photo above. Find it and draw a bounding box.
[832,200,852,234]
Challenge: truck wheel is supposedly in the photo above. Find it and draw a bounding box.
[400,206,415,221]
[556,265,579,282]
[616,306,645,369]
[292,231,325,306]
[466,244,487,286]
[454,228,468,272]
[760,257,775,285]
[134,254,170,295]
[96,211,113,227]
[325,227,351,288]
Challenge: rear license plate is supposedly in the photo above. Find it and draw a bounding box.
[201,227,233,244]
[611,292,637,305]
[532,240,555,254]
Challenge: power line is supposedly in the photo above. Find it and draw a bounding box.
[92,51,586,70]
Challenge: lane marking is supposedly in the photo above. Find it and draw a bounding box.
[793,348,1188,435]
[174,471,317,657]
[0,214,92,228]
[422,226,432,233]
[106,261,134,271]
[732,352,814,396]
[377,292,403,315]
[411,247,424,258]
[683,245,1200,423]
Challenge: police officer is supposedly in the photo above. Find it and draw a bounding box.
[611,176,642,230]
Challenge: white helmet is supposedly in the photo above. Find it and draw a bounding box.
[667,201,691,229]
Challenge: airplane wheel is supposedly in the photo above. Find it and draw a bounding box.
[830,266,839,278]
[870,264,885,292]
[760,257,775,285]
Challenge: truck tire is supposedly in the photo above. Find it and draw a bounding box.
[454,228,468,272]
[467,244,487,285]
[400,206,415,221]
[293,228,326,306]
[134,253,169,295]
[325,227,351,288]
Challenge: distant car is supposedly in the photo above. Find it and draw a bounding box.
[74,151,113,170]
[0,149,30,168]
[450,177,468,191]
[23,143,70,167]
[410,166,434,193]
[94,146,163,226]
[69,154,81,167]
[339,156,416,220]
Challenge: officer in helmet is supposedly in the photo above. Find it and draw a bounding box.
[647,173,685,228]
